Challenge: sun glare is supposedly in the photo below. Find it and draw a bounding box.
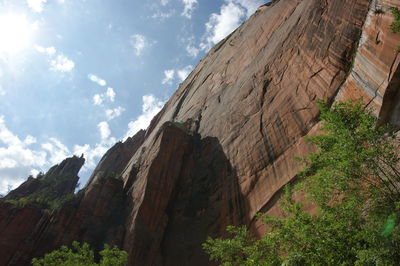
[0,14,34,55]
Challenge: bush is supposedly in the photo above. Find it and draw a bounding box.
[4,173,80,211]
[390,7,400,52]
[31,241,127,266]
[390,7,400,34]
[203,100,400,265]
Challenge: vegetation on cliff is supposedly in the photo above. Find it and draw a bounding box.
[3,173,80,210]
[31,241,127,266]
[203,100,400,265]
[390,7,400,33]
[390,7,400,51]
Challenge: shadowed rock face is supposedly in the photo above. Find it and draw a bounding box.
[0,156,85,264]
[0,136,141,265]
[0,0,399,265]
[4,156,84,201]
[121,123,246,265]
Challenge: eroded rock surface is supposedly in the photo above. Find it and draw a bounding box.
[0,0,399,265]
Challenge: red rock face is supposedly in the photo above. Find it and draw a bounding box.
[0,138,141,265]
[336,0,400,126]
[86,129,146,187]
[0,156,86,265]
[0,0,399,265]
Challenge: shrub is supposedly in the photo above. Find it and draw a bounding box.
[389,7,400,34]
[389,7,400,52]
[203,100,400,265]
[31,241,127,266]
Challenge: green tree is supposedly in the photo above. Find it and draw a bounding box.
[31,241,127,266]
[99,245,128,266]
[389,7,400,34]
[389,7,400,52]
[203,100,400,265]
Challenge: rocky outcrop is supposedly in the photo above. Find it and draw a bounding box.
[86,130,146,187]
[4,155,84,201]
[121,123,245,265]
[0,144,131,265]
[0,0,399,265]
[0,156,85,265]
[336,0,400,126]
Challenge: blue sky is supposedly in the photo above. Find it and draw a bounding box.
[0,0,265,194]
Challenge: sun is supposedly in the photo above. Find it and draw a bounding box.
[0,14,34,55]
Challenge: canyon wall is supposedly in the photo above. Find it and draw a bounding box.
[0,0,399,265]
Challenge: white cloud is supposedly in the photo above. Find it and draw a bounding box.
[93,94,103,105]
[31,20,40,31]
[88,74,107,87]
[72,121,117,171]
[186,43,199,58]
[0,85,5,96]
[177,65,193,81]
[92,87,116,106]
[161,66,193,84]
[0,178,22,197]
[41,122,117,181]
[73,136,115,171]
[50,54,75,72]
[162,69,175,85]
[105,106,124,120]
[24,135,37,145]
[72,119,118,172]
[181,0,198,19]
[0,113,120,194]
[41,137,70,165]
[199,0,262,51]
[106,87,115,102]
[124,94,164,139]
[151,10,175,20]
[160,0,169,6]
[73,143,106,170]
[98,121,111,140]
[34,45,75,74]
[26,0,47,13]
[234,0,264,17]
[0,115,47,194]
[30,168,40,177]
[130,34,147,56]
[34,45,56,56]
[0,118,35,148]
[73,144,90,160]
[181,34,200,58]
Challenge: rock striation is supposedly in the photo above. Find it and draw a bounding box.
[0,0,399,265]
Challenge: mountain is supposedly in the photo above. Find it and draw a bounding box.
[1,0,399,265]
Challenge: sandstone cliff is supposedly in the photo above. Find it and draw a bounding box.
[0,0,399,265]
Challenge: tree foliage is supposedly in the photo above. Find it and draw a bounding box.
[203,100,400,265]
[4,173,80,210]
[31,241,127,266]
[389,7,400,34]
[389,7,400,52]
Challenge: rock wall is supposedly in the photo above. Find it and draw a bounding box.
[0,0,399,265]
[336,0,400,126]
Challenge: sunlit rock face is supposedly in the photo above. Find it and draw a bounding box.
[0,0,399,265]
[336,0,400,127]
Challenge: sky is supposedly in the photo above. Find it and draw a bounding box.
[0,0,266,195]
